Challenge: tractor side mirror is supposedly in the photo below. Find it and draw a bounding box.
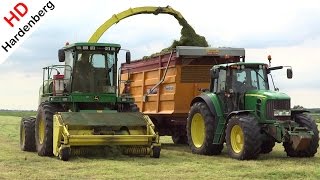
[58,49,65,62]
[126,51,131,64]
[287,68,293,79]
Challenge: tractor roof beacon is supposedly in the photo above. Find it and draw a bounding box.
[187,49,319,160]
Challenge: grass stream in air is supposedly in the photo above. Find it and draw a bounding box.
[144,16,208,58]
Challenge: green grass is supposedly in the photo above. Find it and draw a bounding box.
[0,110,36,117]
[311,113,320,123]
[0,115,320,179]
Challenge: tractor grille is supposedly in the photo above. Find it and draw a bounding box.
[266,99,290,119]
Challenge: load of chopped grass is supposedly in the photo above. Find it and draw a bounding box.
[143,16,209,59]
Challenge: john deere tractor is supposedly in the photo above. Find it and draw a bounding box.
[187,52,319,160]
[19,42,160,161]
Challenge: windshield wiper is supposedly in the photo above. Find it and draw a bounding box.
[252,68,267,82]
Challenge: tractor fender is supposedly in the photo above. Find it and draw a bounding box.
[291,109,309,117]
[226,110,254,122]
[190,94,219,117]
[190,93,224,122]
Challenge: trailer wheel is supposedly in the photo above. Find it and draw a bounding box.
[226,115,261,160]
[35,102,60,156]
[172,133,188,144]
[283,114,319,157]
[130,104,139,112]
[187,102,223,155]
[59,147,71,161]
[20,117,36,152]
[260,136,275,154]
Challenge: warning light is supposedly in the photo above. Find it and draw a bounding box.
[267,55,272,61]
[65,42,70,46]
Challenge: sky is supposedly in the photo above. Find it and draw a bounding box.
[0,0,320,110]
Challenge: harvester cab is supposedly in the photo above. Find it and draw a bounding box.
[20,42,161,161]
[188,49,319,160]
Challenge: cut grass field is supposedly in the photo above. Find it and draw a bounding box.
[0,115,320,179]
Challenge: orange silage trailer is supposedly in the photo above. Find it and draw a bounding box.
[120,46,245,144]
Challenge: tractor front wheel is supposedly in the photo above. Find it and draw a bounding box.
[283,114,319,157]
[35,102,60,156]
[20,117,36,151]
[226,115,261,160]
[187,102,223,155]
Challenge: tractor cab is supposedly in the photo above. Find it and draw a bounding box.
[210,62,293,114]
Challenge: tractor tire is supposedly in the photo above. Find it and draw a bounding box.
[35,102,60,156]
[260,136,275,154]
[20,117,36,152]
[187,102,223,155]
[283,114,319,157]
[226,115,262,160]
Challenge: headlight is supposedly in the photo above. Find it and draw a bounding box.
[274,109,291,116]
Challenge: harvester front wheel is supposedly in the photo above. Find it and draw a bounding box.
[187,102,223,155]
[226,115,261,160]
[35,102,60,156]
[260,136,275,154]
[283,114,319,157]
[59,147,71,161]
[20,117,36,151]
[151,146,161,158]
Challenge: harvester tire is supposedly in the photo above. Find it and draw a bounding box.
[35,102,60,156]
[151,146,161,158]
[59,147,71,161]
[20,117,36,152]
[187,102,223,155]
[283,114,319,157]
[226,115,261,160]
[260,136,275,154]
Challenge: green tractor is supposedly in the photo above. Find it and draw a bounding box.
[19,42,160,161]
[187,54,319,160]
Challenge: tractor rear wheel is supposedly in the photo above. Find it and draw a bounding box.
[20,117,36,151]
[226,115,261,160]
[260,136,275,154]
[187,102,223,155]
[35,102,60,156]
[283,114,319,157]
